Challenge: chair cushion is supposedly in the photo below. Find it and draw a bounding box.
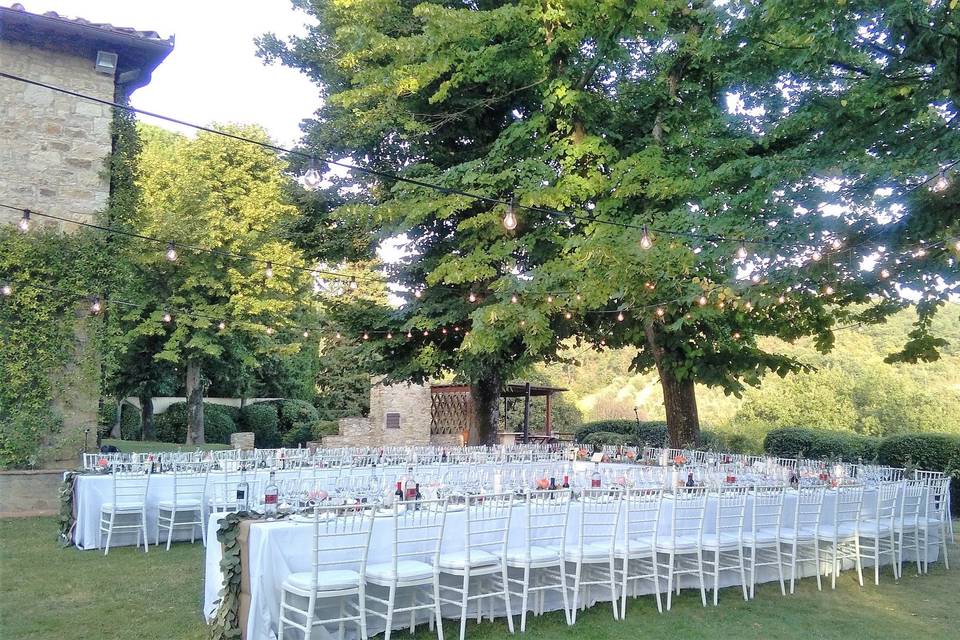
[365,560,434,583]
[284,569,361,592]
[564,542,613,562]
[743,530,780,546]
[780,527,817,541]
[857,521,892,537]
[702,532,741,549]
[655,534,700,551]
[614,537,654,556]
[101,502,143,512]
[438,549,498,570]
[158,499,202,510]
[504,545,561,565]
[817,523,858,539]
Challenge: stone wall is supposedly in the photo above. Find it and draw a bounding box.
[321,377,433,448]
[0,37,115,230]
[0,469,67,517]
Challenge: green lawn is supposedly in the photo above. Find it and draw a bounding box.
[1,517,957,640]
[101,438,231,454]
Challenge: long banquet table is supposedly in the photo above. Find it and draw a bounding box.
[202,478,941,640]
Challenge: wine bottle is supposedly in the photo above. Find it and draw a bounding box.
[685,472,696,487]
[264,471,278,519]
[591,463,602,488]
[414,483,422,510]
[561,475,570,489]
[236,471,249,512]
[394,481,404,504]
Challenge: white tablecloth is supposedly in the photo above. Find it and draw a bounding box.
[72,468,305,549]
[203,486,942,640]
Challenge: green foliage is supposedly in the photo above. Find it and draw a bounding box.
[313,420,341,441]
[154,403,237,445]
[582,431,630,448]
[274,399,320,447]
[574,420,669,446]
[877,434,960,473]
[763,427,878,461]
[239,403,280,448]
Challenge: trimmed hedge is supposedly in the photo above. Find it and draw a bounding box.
[877,433,960,471]
[574,420,669,446]
[582,431,631,447]
[240,403,280,448]
[272,399,321,447]
[153,402,237,445]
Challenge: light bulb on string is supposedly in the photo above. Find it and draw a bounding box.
[564,311,573,320]
[441,327,448,334]
[302,157,323,190]
[362,332,369,340]
[386,331,392,339]
[600,339,606,346]
[468,292,477,303]
[502,197,518,231]
[616,311,625,322]
[510,294,518,304]
[519,319,526,327]
[422,330,429,336]
[733,332,741,340]
[264,261,273,279]
[932,169,949,192]
[302,330,310,338]
[880,268,890,279]
[547,295,554,303]
[778,294,786,304]
[453,326,460,332]
[349,277,358,290]
[639,225,653,250]
[736,242,747,260]
[165,241,177,262]
[744,301,753,311]
[644,282,655,290]
[336,332,342,339]
[1,283,11,296]
[698,295,707,306]
[17,209,30,232]
[656,307,665,317]
[575,293,582,301]
[218,321,226,331]
[413,289,422,298]
[266,326,274,335]
[90,296,102,315]
[406,331,412,339]
[162,309,172,323]
[824,285,835,296]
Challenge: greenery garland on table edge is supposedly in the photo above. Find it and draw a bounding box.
[57,470,81,547]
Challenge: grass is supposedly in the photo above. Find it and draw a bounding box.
[1,517,957,640]
[101,438,231,454]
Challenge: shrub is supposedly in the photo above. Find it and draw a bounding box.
[313,420,341,440]
[574,420,668,446]
[154,402,236,444]
[698,430,726,451]
[119,403,141,441]
[582,431,631,447]
[240,403,280,448]
[763,427,819,457]
[877,433,960,472]
[281,423,313,448]
[274,399,320,435]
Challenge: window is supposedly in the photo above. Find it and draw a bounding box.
[385,412,401,429]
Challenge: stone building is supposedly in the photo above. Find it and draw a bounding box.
[0,5,173,462]
[0,4,174,230]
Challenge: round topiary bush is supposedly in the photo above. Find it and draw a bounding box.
[203,404,237,445]
[154,402,188,443]
[119,403,141,441]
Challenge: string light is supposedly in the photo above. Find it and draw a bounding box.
[302,157,323,190]
[266,326,274,335]
[422,330,429,336]
[413,289,422,298]
[453,326,460,332]
[932,169,949,192]
[165,241,177,262]
[406,331,412,339]
[386,331,392,339]
[302,330,310,338]
[575,293,582,301]
[441,327,448,334]
[162,309,172,323]
[744,301,753,310]
[17,209,30,232]
[335,331,342,339]
[824,285,835,295]
[89,296,101,314]
[778,294,786,304]
[880,268,890,279]
[519,319,526,327]
[644,282,655,290]
[736,242,747,259]
[510,294,519,304]
[640,225,653,250]
[733,332,741,340]
[265,261,274,279]
[502,197,518,231]
[616,311,625,322]
[656,307,665,317]
[1,283,11,296]
[468,292,477,303]
[564,311,573,319]
[218,321,226,331]
[698,295,708,306]
[547,295,554,303]
[362,332,369,340]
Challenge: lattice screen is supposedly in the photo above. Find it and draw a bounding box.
[430,390,476,435]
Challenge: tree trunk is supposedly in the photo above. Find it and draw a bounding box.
[185,360,205,444]
[470,373,501,446]
[644,321,700,448]
[140,394,155,441]
[109,397,122,439]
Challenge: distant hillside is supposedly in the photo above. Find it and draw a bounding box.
[537,305,960,444]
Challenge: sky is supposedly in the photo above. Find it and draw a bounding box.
[20,0,321,146]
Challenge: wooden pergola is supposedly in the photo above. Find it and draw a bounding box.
[429,382,567,443]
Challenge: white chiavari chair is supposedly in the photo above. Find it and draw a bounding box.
[564,488,622,623]
[437,493,514,640]
[656,486,708,611]
[858,481,900,584]
[781,486,824,593]
[505,489,572,631]
[744,485,785,599]
[702,486,748,605]
[895,479,925,577]
[364,497,448,640]
[278,505,374,640]
[99,466,150,555]
[922,476,951,572]
[157,461,209,550]
[615,488,663,616]
[817,485,864,589]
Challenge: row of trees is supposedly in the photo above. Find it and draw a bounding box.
[258,0,959,446]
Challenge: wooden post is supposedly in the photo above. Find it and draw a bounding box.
[522,382,531,444]
[545,392,553,436]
